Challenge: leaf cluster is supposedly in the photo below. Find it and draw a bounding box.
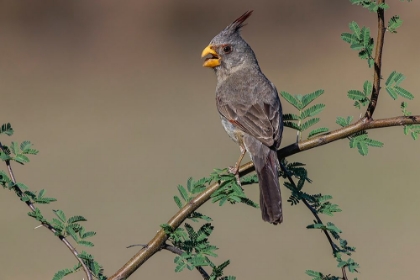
[168,170,259,279]
[53,251,106,280]
[210,169,258,208]
[350,0,389,12]
[0,140,38,164]
[341,21,374,67]
[401,102,420,140]
[336,116,384,156]
[161,223,235,279]
[281,160,358,279]
[174,177,213,222]
[1,123,105,280]
[306,270,358,280]
[51,210,96,247]
[281,90,329,140]
[385,71,413,100]
[347,80,371,109]
[388,15,403,33]
[0,123,13,136]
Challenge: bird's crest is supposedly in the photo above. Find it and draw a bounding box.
[224,10,253,33]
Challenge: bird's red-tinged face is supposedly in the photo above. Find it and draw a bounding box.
[201,44,233,68]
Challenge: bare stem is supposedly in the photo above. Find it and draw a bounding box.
[342,266,348,280]
[0,142,92,280]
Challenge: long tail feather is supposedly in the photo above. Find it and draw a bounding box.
[256,148,282,224]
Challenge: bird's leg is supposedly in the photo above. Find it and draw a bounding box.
[228,144,246,186]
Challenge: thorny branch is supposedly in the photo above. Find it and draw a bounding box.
[0,143,92,280]
[279,162,340,255]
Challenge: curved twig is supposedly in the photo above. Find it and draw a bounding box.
[109,114,420,280]
[0,142,92,280]
[365,0,386,119]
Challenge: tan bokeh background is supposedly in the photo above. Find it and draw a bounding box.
[1,1,419,279]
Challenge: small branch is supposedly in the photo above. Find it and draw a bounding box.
[0,142,92,280]
[126,243,210,280]
[342,266,348,280]
[278,115,420,159]
[280,162,339,255]
[365,0,386,119]
[109,114,420,279]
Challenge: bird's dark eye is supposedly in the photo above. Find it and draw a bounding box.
[223,45,232,54]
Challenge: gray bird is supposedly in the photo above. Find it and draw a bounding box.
[201,11,283,224]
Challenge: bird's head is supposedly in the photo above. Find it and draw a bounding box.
[201,11,258,74]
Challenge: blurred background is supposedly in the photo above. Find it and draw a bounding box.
[1,1,419,279]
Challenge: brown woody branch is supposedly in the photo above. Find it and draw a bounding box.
[278,115,420,159]
[365,0,386,119]
[108,114,420,280]
[342,266,349,280]
[0,143,92,280]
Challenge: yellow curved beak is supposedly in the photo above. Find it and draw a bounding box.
[201,45,221,68]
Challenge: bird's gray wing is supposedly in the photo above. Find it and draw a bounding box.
[217,98,282,149]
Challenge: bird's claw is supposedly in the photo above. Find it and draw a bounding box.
[228,165,238,174]
[228,166,243,188]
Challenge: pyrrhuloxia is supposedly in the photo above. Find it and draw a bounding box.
[201,11,283,224]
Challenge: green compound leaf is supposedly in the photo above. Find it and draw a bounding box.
[67,215,87,224]
[336,116,353,127]
[347,90,365,101]
[174,196,182,208]
[280,91,300,110]
[301,104,326,119]
[385,71,412,100]
[356,142,368,156]
[283,121,301,131]
[0,123,14,136]
[394,86,414,100]
[177,185,189,202]
[301,90,325,107]
[301,118,320,131]
[349,21,361,39]
[342,22,374,67]
[348,132,383,156]
[78,240,94,247]
[350,0,389,12]
[388,15,403,33]
[53,209,67,223]
[363,80,373,96]
[308,127,329,139]
[283,113,300,121]
[52,268,74,280]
